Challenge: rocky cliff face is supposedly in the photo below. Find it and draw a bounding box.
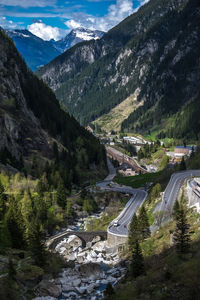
[0,31,53,161]
[37,0,200,140]
[0,30,106,173]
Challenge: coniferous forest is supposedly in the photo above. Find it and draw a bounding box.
[1,0,200,299]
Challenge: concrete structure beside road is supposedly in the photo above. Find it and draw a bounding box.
[187,178,200,212]
[106,146,147,174]
[157,170,200,225]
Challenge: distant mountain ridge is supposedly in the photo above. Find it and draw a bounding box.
[6,29,60,71]
[52,27,104,53]
[6,28,104,71]
[37,0,200,141]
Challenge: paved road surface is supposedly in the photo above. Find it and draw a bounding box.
[102,162,200,236]
[97,180,147,237]
[157,170,200,224]
[104,158,116,181]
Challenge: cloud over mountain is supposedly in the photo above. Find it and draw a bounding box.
[28,22,66,41]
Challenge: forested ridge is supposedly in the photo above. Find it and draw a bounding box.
[122,0,200,141]
[0,29,107,185]
[37,0,200,141]
[0,28,108,299]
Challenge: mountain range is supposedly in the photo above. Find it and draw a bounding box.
[37,0,200,141]
[0,29,106,180]
[6,28,104,71]
[51,28,104,53]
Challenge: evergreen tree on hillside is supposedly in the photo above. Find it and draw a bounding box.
[173,200,181,221]
[36,173,49,196]
[27,220,46,266]
[138,206,151,240]
[6,196,25,249]
[131,241,145,278]
[57,181,66,208]
[173,207,190,255]
[66,200,72,218]
[128,214,139,251]
[151,183,162,199]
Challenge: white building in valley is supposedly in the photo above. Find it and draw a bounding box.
[123,136,148,145]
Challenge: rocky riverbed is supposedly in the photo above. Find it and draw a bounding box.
[33,214,127,300]
[33,262,126,300]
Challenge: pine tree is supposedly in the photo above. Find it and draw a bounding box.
[57,181,66,208]
[131,241,145,278]
[128,214,140,251]
[172,200,180,221]
[36,174,49,196]
[66,200,72,217]
[82,198,90,212]
[27,220,46,266]
[6,196,25,249]
[173,207,190,255]
[138,206,151,240]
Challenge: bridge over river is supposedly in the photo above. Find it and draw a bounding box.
[47,231,107,250]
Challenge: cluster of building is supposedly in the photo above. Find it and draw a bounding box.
[122,136,151,152]
[167,146,196,163]
[123,136,147,145]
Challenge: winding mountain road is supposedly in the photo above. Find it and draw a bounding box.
[97,159,147,237]
[157,170,200,223]
[101,159,200,237]
[97,181,147,237]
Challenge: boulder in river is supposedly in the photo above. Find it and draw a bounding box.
[79,263,103,277]
[35,280,62,298]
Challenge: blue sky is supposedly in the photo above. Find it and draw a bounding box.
[0,0,149,40]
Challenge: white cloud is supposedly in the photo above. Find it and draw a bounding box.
[0,16,19,29]
[28,22,66,41]
[0,0,56,8]
[64,0,134,32]
[65,19,82,30]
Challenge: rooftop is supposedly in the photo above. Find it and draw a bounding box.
[175,146,196,150]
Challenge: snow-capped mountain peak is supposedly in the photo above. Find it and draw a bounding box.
[53,27,104,52]
[70,27,104,41]
[5,27,104,70]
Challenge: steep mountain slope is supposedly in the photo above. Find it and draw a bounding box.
[121,0,200,140]
[52,27,104,53]
[0,30,106,180]
[93,90,143,133]
[6,29,60,71]
[37,0,200,141]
